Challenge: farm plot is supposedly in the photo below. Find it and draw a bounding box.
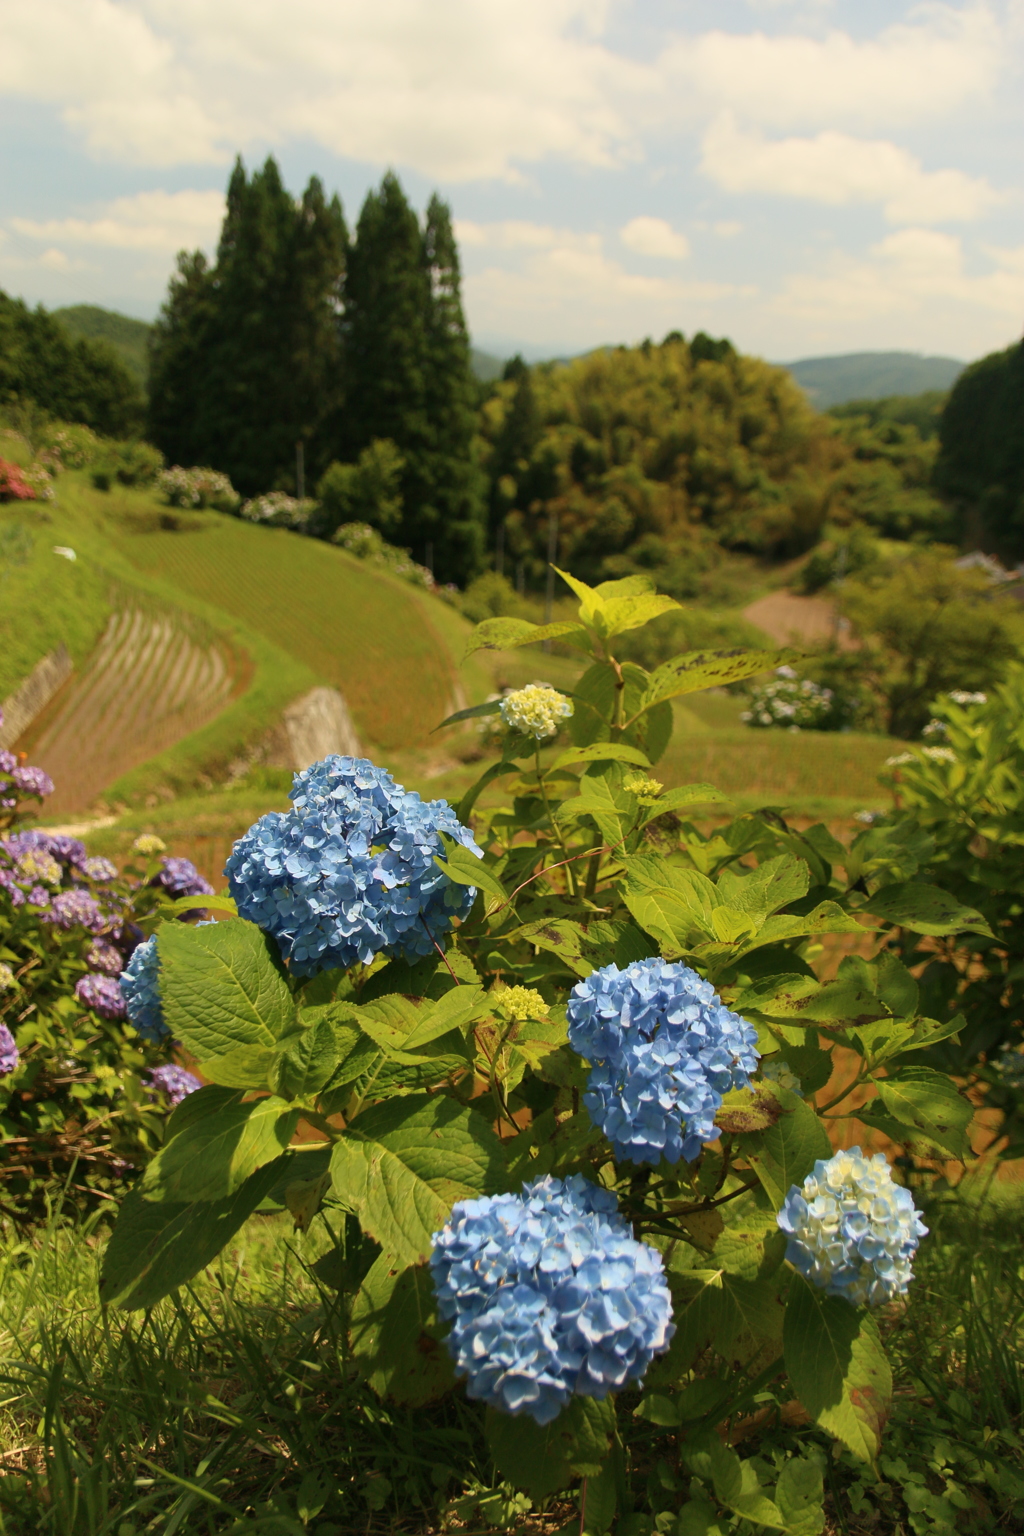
[118,518,460,749]
[23,611,238,816]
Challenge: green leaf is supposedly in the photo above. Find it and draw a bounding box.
[140,1096,300,1204]
[464,616,589,656]
[270,1013,345,1099]
[783,1274,892,1463]
[435,834,506,904]
[740,1091,833,1209]
[198,1046,276,1090]
[551,741,651,771]
[601,592,681,637]
[622,885,701,955]
[166,893,237,915]
[512,918,595,977]
[99,1157,289,1310]
[329,1093,506,1265]
[775,1455,826,1536]
[736,974,887,1026]
[717,855,811,919]
[680,1436,786,1531]
[486,1396,616,1497]
[560,766,638,850]
[643,647,804,709]
[867,1066,974,1159]
[729,903,867,959]
[158,918,296,1058]
[639,783,728,826]
[349,1253,456,1405]
[434,699,502,730]
[862,882,992,937]
[456,758,517,823]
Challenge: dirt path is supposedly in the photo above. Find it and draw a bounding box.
[742,590,850,646]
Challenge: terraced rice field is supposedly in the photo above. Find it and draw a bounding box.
[119,518,459,750]
[24,611,238,816]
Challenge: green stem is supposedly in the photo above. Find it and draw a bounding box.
[534,743,578,897]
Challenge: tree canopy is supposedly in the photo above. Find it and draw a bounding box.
[0,290,144,437]
[934,339,1024,558]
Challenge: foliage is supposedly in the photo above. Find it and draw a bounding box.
[36,421,102,471]
[934,339,1024,558]
[329,519,436,589]
[838,550,1020,738]
[52,303,151,391]
[239,490,317,528]
[94,568,991,1527]
[90,438,164,491]
[314,437,404,539]
[877,671,1024,1141]
[798,525,880,594]
[741,666,855,732]
[829,390,949,443]
[159,464,240,513]
[0,288,145,439]
[0,746,204,1218]
[459,570,530,626]
[825,409,951,542]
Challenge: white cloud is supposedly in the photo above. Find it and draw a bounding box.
[701,115,1004,224]
[454,220,566,250]
[713,221,743,238]
[620,217,690,259]
[11,189,225,254]
[663,8,1000,130]
[772,228,1024,342]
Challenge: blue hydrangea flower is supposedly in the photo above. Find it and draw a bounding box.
[0,1022,19,1077]
[777,1147,928,1308]
[119,935,167,1040]
[567,959,760,1166]
[431,1174,674,1425]
[224,755,482,977]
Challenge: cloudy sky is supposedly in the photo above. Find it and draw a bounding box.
[1,0,1022,363]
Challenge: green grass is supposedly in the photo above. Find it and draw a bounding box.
[1,1176,1021,1534]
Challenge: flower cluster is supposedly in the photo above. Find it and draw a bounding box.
[240,492,317,530]
[158,465,239,512]
[741,668,838,732]
[75,973,127,1020]
[86,941,124,976]
[762,1057,802,1094]
[0,458,37,502]
[0,1022,19,1077]
[0,962,15,991]
[38,422,101,471]
[777,1148,928,1308]
[330,522,436,590]
[431,1174,674,1425]
[148,1063,201,1105]
[133,834,167,856]
[885,746,957,768]
[225,755,481,976]
[948,690,987,706]
[119,935,167,1041]
[499,684,574,741]
[623,772,664,803]
[49,889,105,932]
[995,1043,1024,1089]
[495,986,548,1022]
[151,857,214,899]
[567,959,760,1165]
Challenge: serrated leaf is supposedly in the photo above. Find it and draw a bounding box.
[158,918,296,1058]
[99,1157,288,1310]
[601,591,681,636]
[166,893,237,915]
[863,882,992,937]
[329,1093,506,1265]
[639,783,728,826]
[198,1045,276,1090]
[868,1066,974,1159]
[728,904,867,960]
[271,1014,344,1098]
[140,1096,300,1204]
[642,648,803,709]
[775,1455,826,1536]
[717,855,811,919]
[551,741,651,771]
[464,616,589,655]
[737,974,887,1026]
[783,1275,892,1463]
[349,1253,456,1405]
[486,1396,616,1497]
[740,1091,833,1209]
[435,833,505,904]
[621,885,701,954]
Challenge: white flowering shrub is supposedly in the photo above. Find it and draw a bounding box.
[741,666,849,731]
[331,520,435,588]
[97,572,985,1526]
[240,491,317,529]
[37,422,102,471]
[159,465,240,513]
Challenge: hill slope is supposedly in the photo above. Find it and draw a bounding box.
[51,305,151,390]
[782,351,964,408]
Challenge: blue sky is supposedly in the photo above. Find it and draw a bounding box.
[1,0,1022,363]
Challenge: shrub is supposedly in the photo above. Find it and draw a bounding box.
[741,665,856,732]
[330,520,435,588]
[0,458,39,502]
[97,573,986,1525]
[90,439,164,491]
[459,571,527,625]
[239,491,318,530]
[37,421,102,471]
[315,438,404,539]
[158,464,240,513]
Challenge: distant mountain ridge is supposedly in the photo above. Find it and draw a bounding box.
[51,305,151,390]
[780,351,964,408]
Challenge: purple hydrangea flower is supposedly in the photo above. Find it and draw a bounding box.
[3,831,86,868]
[152,858,214,898]
[0,750,17,773]
[148,1063,202,1105]
[0,870,25,906]
[74,973,127,1020]
[0,1023,19,1077]
[83,856,118,882]
[11,766,54,797]
[28,886,51,907]
[47,889,104,932]
[86,941,124,976]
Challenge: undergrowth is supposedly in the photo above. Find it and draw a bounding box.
[1,1174,1021,1536]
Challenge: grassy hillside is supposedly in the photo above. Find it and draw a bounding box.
[2,467,491,813]
[783,351,964,407]
[51,305,151,391]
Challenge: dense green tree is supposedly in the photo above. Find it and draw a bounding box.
[315,439,404,538]
[148,157,346,495]
[934,340,1024,556]
[0,290,143,437]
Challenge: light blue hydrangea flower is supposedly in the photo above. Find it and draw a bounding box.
[431,1174,674,1425]
[777,1147,928,1308]
[119,935,167,1041]
[566,959,760,1166]
[224,755,482,977]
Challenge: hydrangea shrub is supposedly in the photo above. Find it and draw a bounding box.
[99,571,982,1522]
